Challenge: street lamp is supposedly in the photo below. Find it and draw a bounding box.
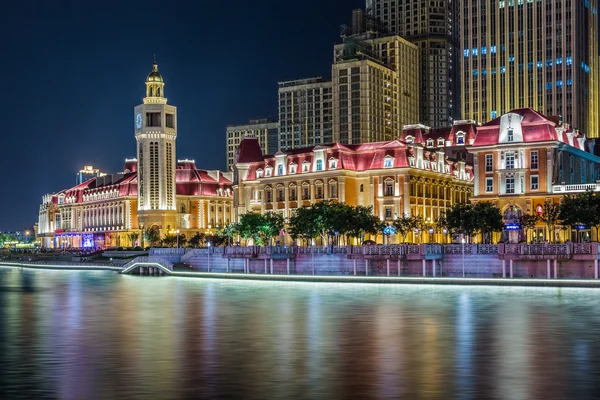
[461,237,466,278]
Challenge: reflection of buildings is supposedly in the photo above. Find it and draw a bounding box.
[234,122,474,243]
[469,108,600,243]
[37,62,233,249]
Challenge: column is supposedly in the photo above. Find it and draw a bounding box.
[264,259,267,274]
[547,259,551,279]
[270,259,273,275]
[365,259,369,276]
[199,200,205,228]
[397,259,401,276]
[509,259,514,278]
[386,259,390,276]
[284,182,289,219]
[353,259,357,276]
[595,259,598,280]
[432,259,436,277]
[422,259,426,277]
[553,259,558,279]
[502,260,506,278]
[287,258,290,275]
[339,178,346,203]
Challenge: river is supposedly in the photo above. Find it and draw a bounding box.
[0,267,599,399]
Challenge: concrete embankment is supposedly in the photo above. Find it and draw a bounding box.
[170,271,600,288]
[0,261,122,272]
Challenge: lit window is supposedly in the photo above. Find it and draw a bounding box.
[506,177,515,193]
[456,134,465,145]
[405,136,414,144]
[384,156,394,168]
[505,152,515,169]
[385,208,392,218]
[485,154,493,172]
[385,182,394,196]
[256,169,263,178]
[530,175,539,191]
[316,160,323,171]
[329,158,337,169]
[437,138,445,146]
[289,164,296,174]
[427,138,434,147]
[486,178,494,192]
[278,165,284,175]
[530,151,538,169]
[507,129,514,142]
[302,162,310,172]
[265,167,272,177]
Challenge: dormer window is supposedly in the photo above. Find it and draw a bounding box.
[289,163,297,174]
[456,133,465,145]
[265,167,272,177]
[329,158,337,169]
[405,135,414,144]
[437,137,445,147]
[384,156,394,168]
[277,164,284,176]
[426,138,434,147]
[256,168,263,178]
[316,159,323,171]
[302,161,310,172]
[507,128,514,142]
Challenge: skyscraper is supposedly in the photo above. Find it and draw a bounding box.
[460,0,599,138]
[333,10,420,144]
[226,118,278,171]
[278,77,333,150]
[366,0,460,127]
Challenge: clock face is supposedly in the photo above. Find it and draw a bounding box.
[135,113,142,129]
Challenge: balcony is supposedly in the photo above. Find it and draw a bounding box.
[552,183,600,193]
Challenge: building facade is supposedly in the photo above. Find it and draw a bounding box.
[367,1,460,127]
[332,24,420,144]
[460,0,599,138]
[278,78,333,151]
[234,131,473,244]
[37,63,234,249]
[226,118,278,171]
[470,108,600,243]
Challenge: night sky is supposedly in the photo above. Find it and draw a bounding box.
[1,0,364,231]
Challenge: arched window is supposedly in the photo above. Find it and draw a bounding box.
[329,157,337,169]
[180,204,185,213]
[405,135,414,144]
[149,87,153,96]
[437,137,445,146]
[384,155,394,168]
[157,88,161,97]
[426,138,434,147]
[278,164,284,175]
[360,184,364,192]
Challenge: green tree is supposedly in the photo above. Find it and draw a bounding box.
[445,203,477,241]
[189,232,205,248]
[161,233,177,248]
[347,205,380,244]
[472,201,503,244]
[127,232,139,247]
[393,215,414,243]
[143,227,160,247]
[559,190,600,242]
[289,206,320,245]
[519,213,539,243]
[260,212,285,245]
[540,200,560,243]
[237,212,267,245]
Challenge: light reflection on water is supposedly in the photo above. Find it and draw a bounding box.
[1,268,600,399]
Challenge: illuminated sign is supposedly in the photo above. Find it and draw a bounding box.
[82,234,94,248]
[504,224,521,230]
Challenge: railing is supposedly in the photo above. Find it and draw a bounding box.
[552,183,600,193]
[424,244,443,255]
[573,243,592,254]
[0,260,122,268]
[407,245,420,254]
[444,244,474,254]
[149,248,185,256]
[351,245,406,256]
[505,243,571,256]
[478,244,499,254]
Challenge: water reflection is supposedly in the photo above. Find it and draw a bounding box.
[0,269,600,399]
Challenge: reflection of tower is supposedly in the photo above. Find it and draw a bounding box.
[134,60,178,231]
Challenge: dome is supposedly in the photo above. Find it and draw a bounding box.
[146,62,163,83]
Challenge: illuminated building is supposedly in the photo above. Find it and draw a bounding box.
[460,0,599,138]
[366,1,460,127]
[76,165,106,185]
[37,62,233,249]
[469,108,600,243]
[332,10,420,144]
[226,118,278,171]
[233,125,473,243]
[278,77,333,150]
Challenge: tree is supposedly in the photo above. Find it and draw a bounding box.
[472,201,503,244]
[559,190,600,242]
[289,207,320,245]
[237,212,265,245]
[161,233,177,247]
[189,232,205,248]
[348,205,380,244]
[445,203,477,241]
[260,212,285,245]
[540,200,560,243]
[143,227,160,247]
[393,215,414,243]
[127,232,139,247]
[519,213,539,243]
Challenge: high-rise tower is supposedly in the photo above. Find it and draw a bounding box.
[134,61,178,232]
[460,0,599,137]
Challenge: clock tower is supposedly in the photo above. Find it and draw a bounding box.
[134,60,177,232]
